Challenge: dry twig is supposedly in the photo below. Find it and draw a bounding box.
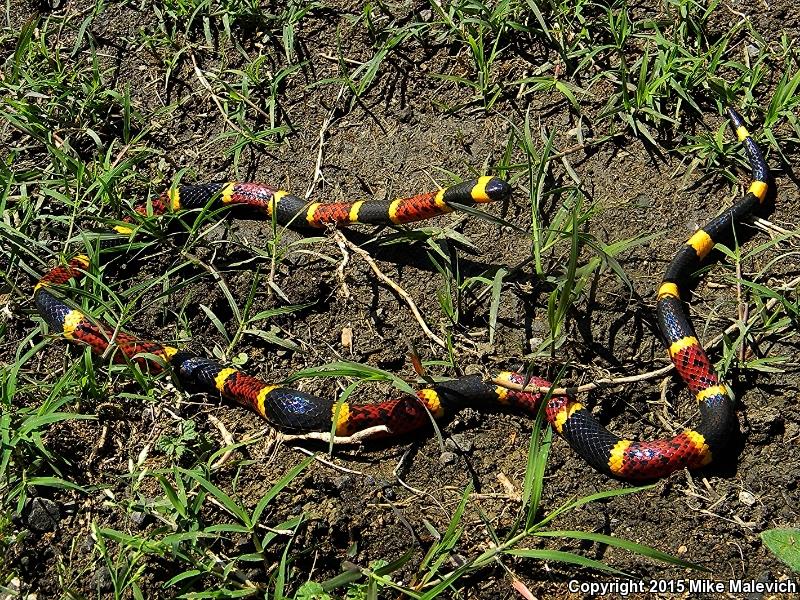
[495,274,800,395]
[333,230,446,348]
[289,445,365,475]
[208,414,236,471]
[305,84,347,200]
[191,54,248,137]
[280,424,389,445]
[333,233,352,299]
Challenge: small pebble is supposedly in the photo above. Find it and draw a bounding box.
[96,566,113,592]
[397,107,416,124]
[341,327,353,351]
[6,578,20,594]
[463,364,483,376]
[452,407,481,429]
[446,434,474,453]
[749,408,784,444]
[738,490,756,506]
[439,451,457,465]
[332,475,354,492]
[25,497,60,532]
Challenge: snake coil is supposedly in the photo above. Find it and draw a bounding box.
[34,109,769,480]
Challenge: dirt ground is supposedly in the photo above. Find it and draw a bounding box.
[2,0,800,598]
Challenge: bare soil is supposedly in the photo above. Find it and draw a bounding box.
[2,0,800,598]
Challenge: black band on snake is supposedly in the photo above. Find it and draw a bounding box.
[33,109,770,480]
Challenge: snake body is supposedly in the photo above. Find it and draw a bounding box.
[34,110,769,480]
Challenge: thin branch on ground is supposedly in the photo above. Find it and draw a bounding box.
[496,274,800,395]
[289,445,365,475]
[317,53,365,66]
[280,424,389,445]
[190,54,248,138]
[333,233,351,299]
[208,414,236,471]
[752,217,797,240]
[333,230,446,348]
[493,363,675,396]
[305,84,347,200]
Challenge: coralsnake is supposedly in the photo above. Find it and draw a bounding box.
[33,108,769,480]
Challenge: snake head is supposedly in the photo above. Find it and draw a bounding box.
[169,352,221,389]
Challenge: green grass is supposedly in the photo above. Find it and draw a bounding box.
[2,0,800,597]
[297,409,703,597]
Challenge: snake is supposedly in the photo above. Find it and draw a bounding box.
[33,108,769,480]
